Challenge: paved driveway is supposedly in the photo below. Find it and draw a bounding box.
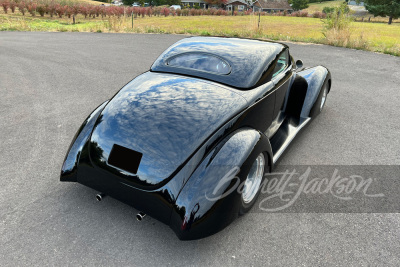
[1,32,399,266]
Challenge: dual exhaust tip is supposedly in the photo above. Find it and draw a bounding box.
[95,193,146,221]
[96,193,106,202]
[136,212,146,221]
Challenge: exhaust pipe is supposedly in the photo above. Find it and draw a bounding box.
[136,212,146,221]
[96,193,106,201]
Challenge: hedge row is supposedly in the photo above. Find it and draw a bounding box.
[1,0,326,18]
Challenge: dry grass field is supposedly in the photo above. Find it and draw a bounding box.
[1,6,399,56]
[305,0,344,13]
[306,0,399,24]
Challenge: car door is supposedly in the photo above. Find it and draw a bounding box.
[271,49,293,118]
[265,49,293,138]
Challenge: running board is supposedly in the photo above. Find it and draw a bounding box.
[270,117,311,164]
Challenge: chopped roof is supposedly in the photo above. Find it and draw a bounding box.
[151,37,286,89]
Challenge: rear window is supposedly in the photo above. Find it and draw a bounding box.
[167,53,231,75]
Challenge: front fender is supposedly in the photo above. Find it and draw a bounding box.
[169,128,272,240]
[297,66,331,118]
[60,101,108,182]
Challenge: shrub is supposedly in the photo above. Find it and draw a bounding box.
[17,1,26,15]
[312,11,326,19]
[37,4,46,17]
[89,6,96,18]
[71,5,80,17]
[215,9,223,16]
[80,5,90,18]
[299,11,308,17]
[0,0,338,20]
[161,7,169,17]
[27,2,37,16]
[323,2,354,46]
[99,6,106,18]
[209,8,216,15]
[292,10,308,17]
[9,1,16,13]
[181,8,188,16]
[1,0,9,14]
[323,2,352,31]
[56,5,67,18]
[94,6,101,17]
[65,6,73,18]
[322,7,335,14]
[139,7,146,17]
[132,6,140,16]
[48,2,57,17]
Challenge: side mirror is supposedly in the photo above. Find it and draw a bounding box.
[296,59,303,69]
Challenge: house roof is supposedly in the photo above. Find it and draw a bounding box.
[180,0,206,3]
[226,0,249,5]
[254,0,292,10]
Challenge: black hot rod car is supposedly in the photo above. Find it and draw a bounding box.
[61,37,331,240]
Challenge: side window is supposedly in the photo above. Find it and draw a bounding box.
[272,50,289,78]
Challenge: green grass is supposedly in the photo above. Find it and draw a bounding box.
[0,16,102,32]
[305,0,344,13]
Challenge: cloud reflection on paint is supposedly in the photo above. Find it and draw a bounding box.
[90,72,248,186]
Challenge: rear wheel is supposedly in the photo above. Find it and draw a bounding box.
[309,81,329,117]
[320,85,328,111]
[239,152,267,215]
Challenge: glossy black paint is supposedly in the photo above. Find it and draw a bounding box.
[61,37,331,240]
[89,72,248,189]
[151,37,285,89]
[296,66,331,118]
[61,101,108,182]
[170,129,272,240]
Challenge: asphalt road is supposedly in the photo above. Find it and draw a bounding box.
[1,32,400,266]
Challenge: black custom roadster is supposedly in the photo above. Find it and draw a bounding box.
[61,37,331,240]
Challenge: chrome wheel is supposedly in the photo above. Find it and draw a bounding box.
[320,86,328,111]
[242,153,265,204]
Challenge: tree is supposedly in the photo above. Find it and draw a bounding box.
[288,0,309,11]
[363,0,400,25]
[122,0,135,5]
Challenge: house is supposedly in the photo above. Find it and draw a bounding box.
[226,0,250,12]
[253,0,293,13]
[180,0,208,8]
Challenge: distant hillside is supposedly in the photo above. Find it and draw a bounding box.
[304,0,344,13]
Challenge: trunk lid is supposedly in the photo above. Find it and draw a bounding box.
[89,72,247,188]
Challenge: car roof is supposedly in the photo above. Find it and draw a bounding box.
[151,37,286,89]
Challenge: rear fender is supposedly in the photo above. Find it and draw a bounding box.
[296,66,331,118]
[60,101,108,182]
[169,128,272,240]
